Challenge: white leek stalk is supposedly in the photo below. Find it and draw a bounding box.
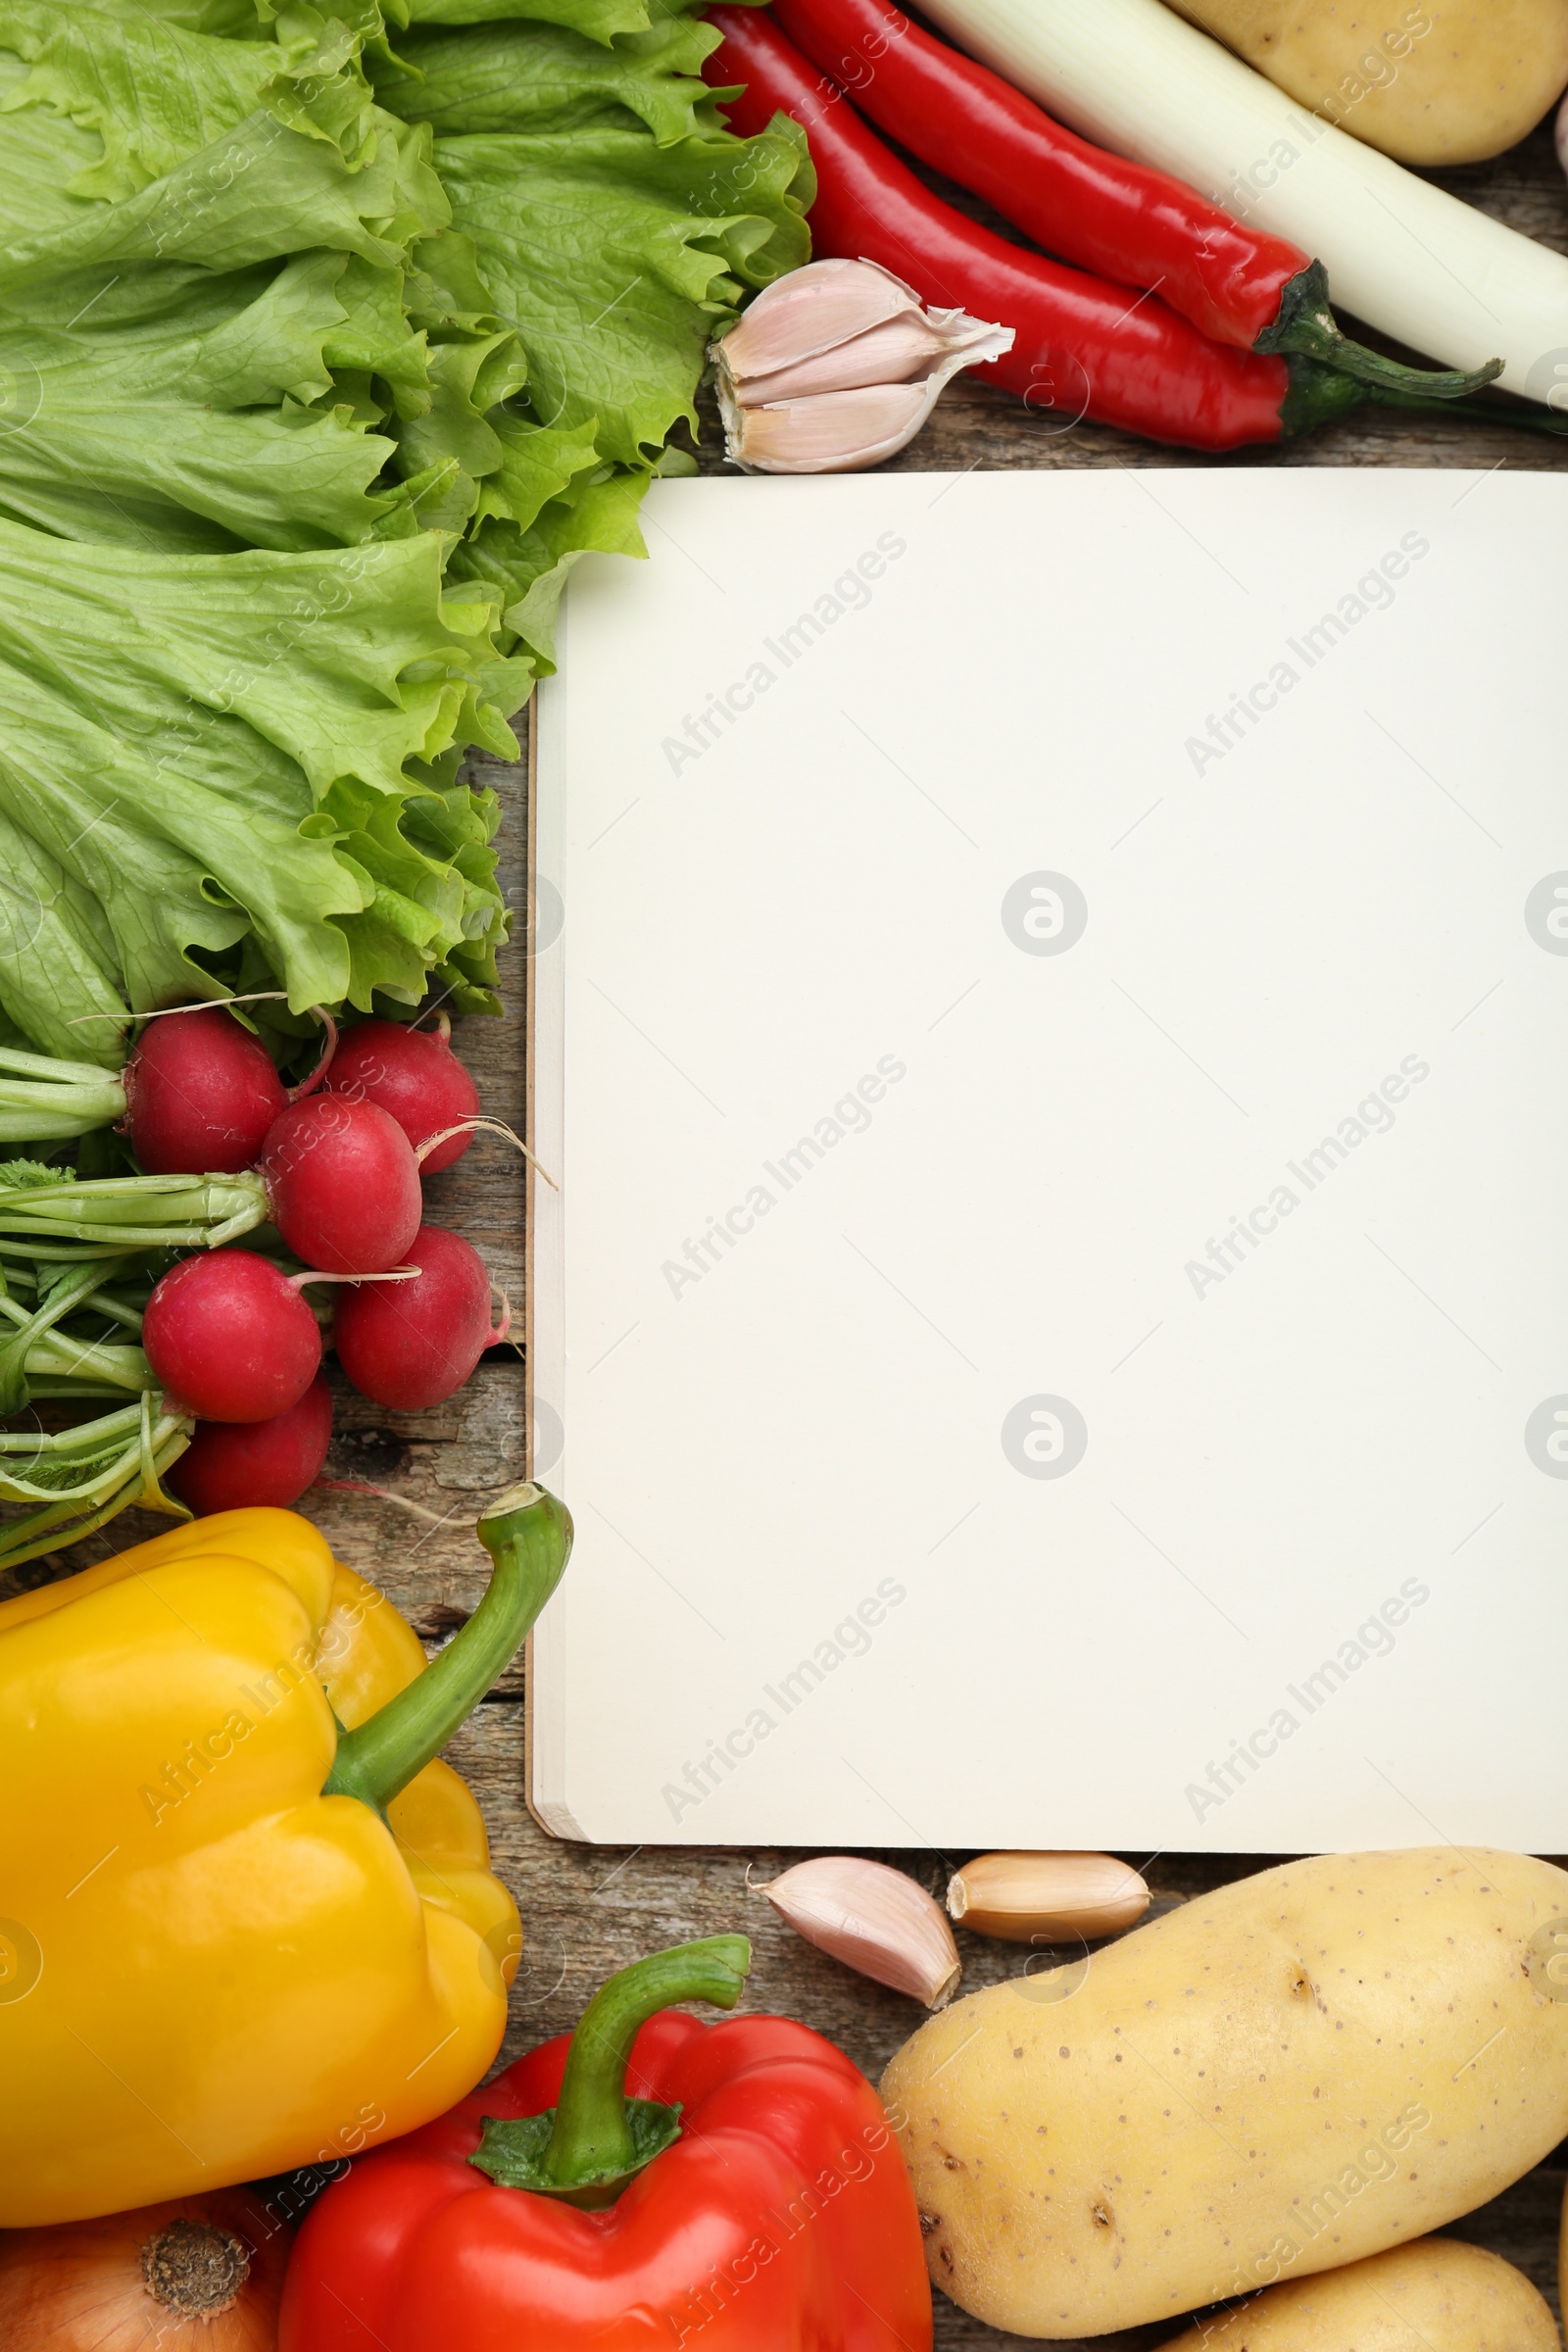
[916,0,1568,403]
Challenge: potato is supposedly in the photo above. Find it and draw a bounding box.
[1157,2237,1559,2348]
[1169,2,1568,164]
[880,1848,1568,2338]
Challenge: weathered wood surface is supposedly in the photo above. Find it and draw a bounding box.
[13,108,1568,2352]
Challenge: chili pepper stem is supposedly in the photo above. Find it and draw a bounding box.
[1280,356,1568,442]
[1254,261,1500,397]
[322,1482,572,1816]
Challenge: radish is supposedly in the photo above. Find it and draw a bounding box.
[259,1095,422,1275]
[144,1249,323,1422]
[334,1223,508,1410]
[122,1005,336,1177]
[167,1372,333,1514]
[324,1014,480,1175]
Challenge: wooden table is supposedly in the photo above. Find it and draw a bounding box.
[24,113,1568,2352]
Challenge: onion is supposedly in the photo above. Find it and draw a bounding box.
[0,2188,290,2349]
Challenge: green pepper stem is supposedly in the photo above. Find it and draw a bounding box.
[322,1482,572,1816]
[539,1937,752,2188]
[1280,355,1568,445]
[1260,261,1501,400]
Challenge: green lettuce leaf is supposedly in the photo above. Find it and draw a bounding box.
[0,51,105,238]
[371,16,730,142]
[0,257,411,552]
[388,0,702,45]
[0,808,129,1064]
[0,99,447,296]
[445,416,649,668]
[433,120,810,464]
[0,522,526,1030]
[0,0,807,1057]
[0,0,386,199]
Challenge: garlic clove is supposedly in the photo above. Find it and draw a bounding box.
[761,1855,961,2006]
[729,312,1001,405]
[947,1851,1151,1944]
[723,381,931,474]
[713,270,1013,472]
[716,257,924,380]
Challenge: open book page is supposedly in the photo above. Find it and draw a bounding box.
[528,466,1568,1849]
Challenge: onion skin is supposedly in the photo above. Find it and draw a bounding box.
[0,2186,291,2350]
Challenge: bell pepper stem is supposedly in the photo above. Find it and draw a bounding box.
[322,1482,572,1815]
[541,1937,753,2188]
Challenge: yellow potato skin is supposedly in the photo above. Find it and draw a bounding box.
[880,1848,1568,2339]
[1158,2237,1559,2348]
[1170,2,1568,164]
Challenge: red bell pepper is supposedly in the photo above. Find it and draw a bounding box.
[278,1936,932,2351]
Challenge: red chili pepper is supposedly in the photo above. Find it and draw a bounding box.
[277,1936,931,2352]
[766,0,1495,400]
[705,5,1340,452]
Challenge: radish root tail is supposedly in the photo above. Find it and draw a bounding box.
[287,1007,339,1102]
[288,1265,422,1291]
[312,1477,460,1527]
[416,1116,558,1191]
[69,990,290,1028]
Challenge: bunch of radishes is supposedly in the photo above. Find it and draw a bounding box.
[125,1007,510,1517]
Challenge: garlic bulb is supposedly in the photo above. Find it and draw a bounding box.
[760,1855,961,2006]
[712,258,1013,474]
[947,1851,1151,1943]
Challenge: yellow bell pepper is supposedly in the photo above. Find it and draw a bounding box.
[0,1481,570,2227]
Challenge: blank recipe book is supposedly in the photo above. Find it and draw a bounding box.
[524,466,1568,1852]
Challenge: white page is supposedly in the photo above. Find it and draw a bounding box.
[528,467,1568,1852]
